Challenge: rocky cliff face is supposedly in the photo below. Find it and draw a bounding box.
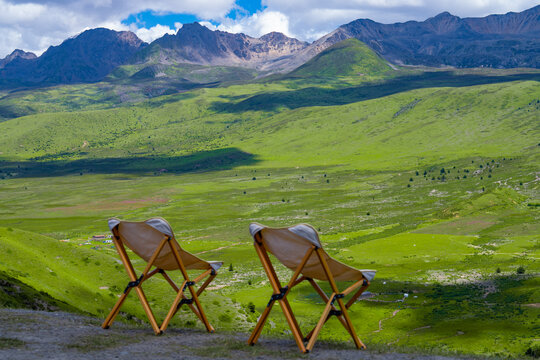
[0,28,145,87]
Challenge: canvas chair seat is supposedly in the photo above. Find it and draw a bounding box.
[247,222,375,353]
[249,223,374,282]
[109,218,223,271]
[102,217,221,335]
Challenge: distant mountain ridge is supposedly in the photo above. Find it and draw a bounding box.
[135,22,309,71]
[0,6,538,89]
[0,50,37,69]
[331,5,540,68]
[0,28,145,87]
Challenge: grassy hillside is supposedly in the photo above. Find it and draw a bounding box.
[0,63,260,122]
[288,38,394,79]
[0,79,537,170]
[0,61,538,357]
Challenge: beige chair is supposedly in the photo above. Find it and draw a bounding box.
[247,222,375,353]
[102,217,222,334]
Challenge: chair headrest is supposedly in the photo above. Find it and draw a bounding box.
[249,222,321,247]
[108,217,174,238]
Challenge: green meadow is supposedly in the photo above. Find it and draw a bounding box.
[0,40,538,357]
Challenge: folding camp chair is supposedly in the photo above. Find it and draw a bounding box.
[247,223,375,353]
[102,217,222,335]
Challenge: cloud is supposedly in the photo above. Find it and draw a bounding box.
[0,0,236,57]
[0,0,537,58]
[134,24,177,43]
[218,10,292,38]
[262,0,540,41]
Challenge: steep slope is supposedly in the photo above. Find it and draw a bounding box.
[0,28,146,88]
[288,38,393,78]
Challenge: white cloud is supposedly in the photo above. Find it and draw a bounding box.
[262,0,540,41]
[218,10,292,38]
[134,24,176,43]
[199,21,218,31]
[0,0,537,58]
[0,0,237,57]
[0,1,45,24]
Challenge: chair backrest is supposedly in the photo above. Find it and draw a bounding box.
[108,217,214,271]
[250,223,375,282]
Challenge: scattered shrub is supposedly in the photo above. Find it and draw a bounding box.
[525,342,540,358]
[218,313,232,323]
[247,302,255,313]
[228,264,234,272]
[496,267,501,274]
[517,266,525,274]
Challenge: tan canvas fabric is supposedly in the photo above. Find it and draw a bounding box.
[250,223,375,282]
[109,218,222,271]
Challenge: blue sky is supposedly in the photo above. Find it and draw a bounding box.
[0,0,538,57]
[122,0,264,30]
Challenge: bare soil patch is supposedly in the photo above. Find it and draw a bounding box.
[0,309,472,359]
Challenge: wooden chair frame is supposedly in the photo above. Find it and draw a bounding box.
[247,233,370,353]
[102,228,217,334]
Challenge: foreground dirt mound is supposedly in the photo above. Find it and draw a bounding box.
[0,309,467,359]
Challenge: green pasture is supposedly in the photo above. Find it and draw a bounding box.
[0,54,538,357]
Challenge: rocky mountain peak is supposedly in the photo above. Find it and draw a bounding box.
[0,49,37,69]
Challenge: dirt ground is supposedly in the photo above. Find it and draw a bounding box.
[0,309,471,360]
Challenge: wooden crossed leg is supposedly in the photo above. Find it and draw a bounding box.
[102,231,217,334]
[247,235,370,353]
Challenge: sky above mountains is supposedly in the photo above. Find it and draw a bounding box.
[0,0,538,58]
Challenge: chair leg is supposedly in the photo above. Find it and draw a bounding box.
[336,297,365,349]
[281,297,304,340]
[306,294,334,352]
[188,284,214,333]
[316,249,367,350]
[102,288,132,329]
[160,280,187,332]
[135,286,161,335]
[248,301,275,345]
[304,278,351,341]
[279,298,306,353]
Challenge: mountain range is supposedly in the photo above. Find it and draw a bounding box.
[0,5,538,89]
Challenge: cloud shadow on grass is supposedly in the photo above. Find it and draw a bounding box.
[0,147,257,178]
[210,71,540,113]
